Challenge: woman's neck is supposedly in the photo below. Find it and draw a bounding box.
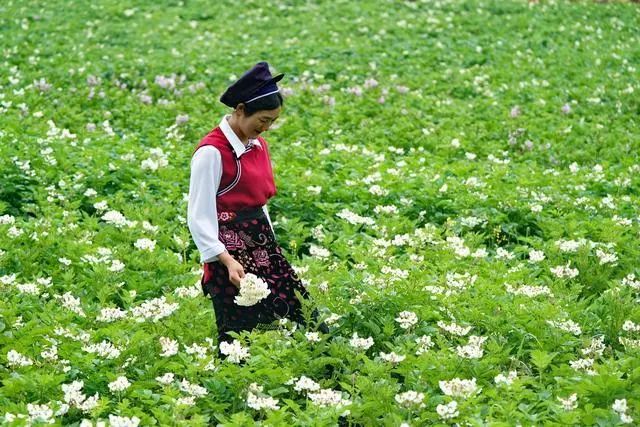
[227,115,249,145]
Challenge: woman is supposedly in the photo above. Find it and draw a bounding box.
[187,62,326,349]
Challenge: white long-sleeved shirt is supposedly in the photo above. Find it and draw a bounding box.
[187,115,275,263]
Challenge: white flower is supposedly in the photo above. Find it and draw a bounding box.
[7,350,33,367]
[0,214,16,224]
[108,376,131,392]
[234,273,270,306]
[130,297,178,322]
[58,257,71,266]
[324,313,342,325]
[308,389,352,408]
[184,342,208,359]
[179,378,208,397]
[82,340,121,359]
[176,396,196,406]
[57,292,86,317]
[336,209,375,226]
[219,340,250,363]
[27,403,54,424]
[175,114,189,125]
[142,221,158,233]
[456,336,487,359]
[109,259,125,272]
[550,262,579,279]
[581,336,606,357]
[309,244,331,259]
[305,332,321,343]
[379,351,406,364]
[395,311,418,329]
[439,378,479,398]
[436,400,459,420]
[620,413,634,424]
[622,320,640,332]
[349,332,374,351]
[394,391,425,408]
[247,383,280,411]
[101,210,131,227]
[494,370,518,386]
[61,381,100,413]
[134,238,156,251]
[16,283,40,295]
[496,248,515,260]
[77,393,99,412]
[569,358,596,375]
[293,376,320,393]
[0,274,17,284]
[595,249,618,265]
[155,373,175,385]
[373,205,399,215]
[612,398,628,414]
[7,226,23,238]
[506,283,553,298]
[141,147,169,171]
[528,249,545,263]
[108,415,140,427]
[415,335,434,355]
[41,344,58,361]
[437,321,472,336]
[558,393,578,410]
[62,381,86,406]
[93,201,108,211]
[159,337,179,357]
[621,273,640,290]
[307,185,322,195]
[547,319,582,336]
[555,239,585,253]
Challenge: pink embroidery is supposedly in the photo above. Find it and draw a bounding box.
[252,248,270,267]
[217,211,237,222]
[219,229,246,250]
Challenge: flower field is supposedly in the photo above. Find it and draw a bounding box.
[1,0,639,425]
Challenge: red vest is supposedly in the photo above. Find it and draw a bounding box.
[193,127,277,213]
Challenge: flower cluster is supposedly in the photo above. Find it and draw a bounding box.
[612,398,633,424]
[456,335,487,359]
[349,332,374,351]
[247,383,280,411]
[61,380,100,412]
[395,311,418,329]
[130,296,179,322]
[436,400,459,420]
[439,378,479,398]
[394,391,425,409]
[437,321,472,336]
[234,273,271,306]
[141,147,169,171]
[219,340,250,363]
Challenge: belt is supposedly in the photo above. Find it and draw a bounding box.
[217,207,266,224]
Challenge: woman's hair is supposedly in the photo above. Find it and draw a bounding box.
[242,92,284,116]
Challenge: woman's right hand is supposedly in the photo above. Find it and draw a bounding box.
[219,251,244,288]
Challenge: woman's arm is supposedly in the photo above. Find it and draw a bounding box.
[262,204,275,237]
[187,146,227,263]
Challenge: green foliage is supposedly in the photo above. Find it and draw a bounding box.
[0,0,639,425]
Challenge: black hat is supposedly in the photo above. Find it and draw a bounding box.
[220,62,284,108]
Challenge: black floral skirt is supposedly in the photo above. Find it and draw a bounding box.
[201,207,313,343]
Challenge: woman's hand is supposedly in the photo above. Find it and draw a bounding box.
[219,251,244,288]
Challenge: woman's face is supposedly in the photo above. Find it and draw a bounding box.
[236,105,281,140]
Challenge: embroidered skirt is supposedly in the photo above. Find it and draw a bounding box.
[201,207,312,343]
